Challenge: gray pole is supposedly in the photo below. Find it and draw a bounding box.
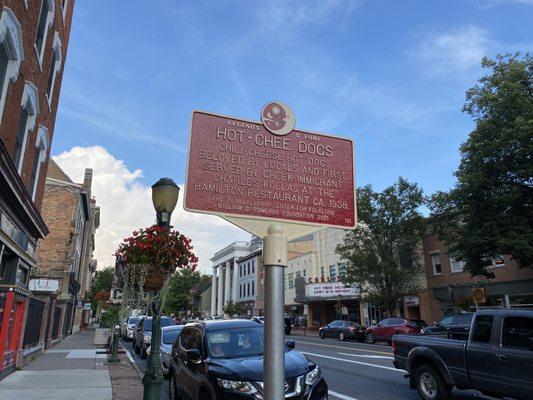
[263,224,287,400]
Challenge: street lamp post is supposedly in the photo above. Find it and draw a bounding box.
[143,178,180,400]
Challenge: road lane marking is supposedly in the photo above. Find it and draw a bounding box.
[338,352,394,360]
[329,390,359,400]
[295,340,392,355]
[302,351,405,372]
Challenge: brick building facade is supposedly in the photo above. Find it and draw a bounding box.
[33,160,99,344]
[414,234,533,324]
[0,0,74,379]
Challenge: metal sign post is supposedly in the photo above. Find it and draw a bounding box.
[263,224,288,400]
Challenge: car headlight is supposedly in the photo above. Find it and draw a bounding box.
[143,335,151,343]
[217,379,258,394]
[305,365,321,386]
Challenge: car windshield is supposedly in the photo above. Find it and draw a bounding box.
[144,317,173,331]
[128,317,138,325]
[207,326,264,359]
[163,327,183,344]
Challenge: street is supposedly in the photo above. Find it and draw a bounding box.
[121,334,492,400]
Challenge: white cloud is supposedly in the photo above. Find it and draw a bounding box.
[52,146,250,274]
[256,0,363,40]
[415,25,490,76]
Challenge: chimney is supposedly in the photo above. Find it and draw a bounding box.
[83,168,93,191]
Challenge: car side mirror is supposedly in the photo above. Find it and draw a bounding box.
[186,349,202,364]
[286,339,296,350]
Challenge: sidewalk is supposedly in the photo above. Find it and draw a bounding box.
[0,328,112,400]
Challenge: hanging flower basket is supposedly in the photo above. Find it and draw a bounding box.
[115,225,198,292]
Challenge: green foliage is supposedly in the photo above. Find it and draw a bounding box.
[162,267,201,315]
[223,299,244,317]
[430,54,533,277]
[88,267,114,313]
[336,178,426,315]
[100,305,119,329]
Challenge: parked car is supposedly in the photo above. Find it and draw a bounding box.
[251,316,264,324]
[365,318,427,344]
[121,316,140,341]
[168,319,328,399]
[319,320,366,342]
[159,325,184,378]
[421,312,473,340]
[393,309,533,400]
[133,316,174,359]
[285,317,292,335]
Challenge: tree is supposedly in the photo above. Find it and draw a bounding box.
[336,178,426,316]
[223,299,244,317]
[88,267,114,313]
[430,54,533,277]
[162,267,201,315]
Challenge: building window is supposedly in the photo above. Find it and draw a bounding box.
[288,273,294,289]
[0,7,24,124]
[239,284,242,298]
[239,265,242,277]
[303,269,306,278]
[247,263,250,275]
[12,82,39,172]
[450,258,465,273]
[29,126,49,200]
[15,263,28,286]
[35,0,55,66]
[252,261,254,274]
[320,266,324,278]
[431,253,442,275]
[247,282,250,297]
[61,0,69,22]
[46,32,62,107]
[296,271,301,278]
[338,262,346,278]
[329,265,336,281]
[251,281,254,296]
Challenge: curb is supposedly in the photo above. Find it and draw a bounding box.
[123,348,144,380]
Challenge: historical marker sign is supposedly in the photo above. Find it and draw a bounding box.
[184,106,355,229]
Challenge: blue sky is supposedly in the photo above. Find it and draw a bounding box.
[52,0,533,270]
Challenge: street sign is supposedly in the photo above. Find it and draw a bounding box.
[84,303,92,310]
[184,109,355,233]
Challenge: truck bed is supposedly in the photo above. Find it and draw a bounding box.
[393,333,470,389]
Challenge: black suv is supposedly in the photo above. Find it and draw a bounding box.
[421,312,473,339]
[133,316,174,359]
[168,319,328,399]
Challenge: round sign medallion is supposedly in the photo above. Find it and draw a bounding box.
[261,101,295,136]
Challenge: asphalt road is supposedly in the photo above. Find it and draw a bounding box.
[122,334,491,400]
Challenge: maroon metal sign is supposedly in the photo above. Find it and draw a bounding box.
[184,110,355,228]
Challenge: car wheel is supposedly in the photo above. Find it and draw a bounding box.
[415,364,451,400]
[140,345,147,359]
[319,331,325,339]
[339,332,345,341]
[365,332,375,344]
